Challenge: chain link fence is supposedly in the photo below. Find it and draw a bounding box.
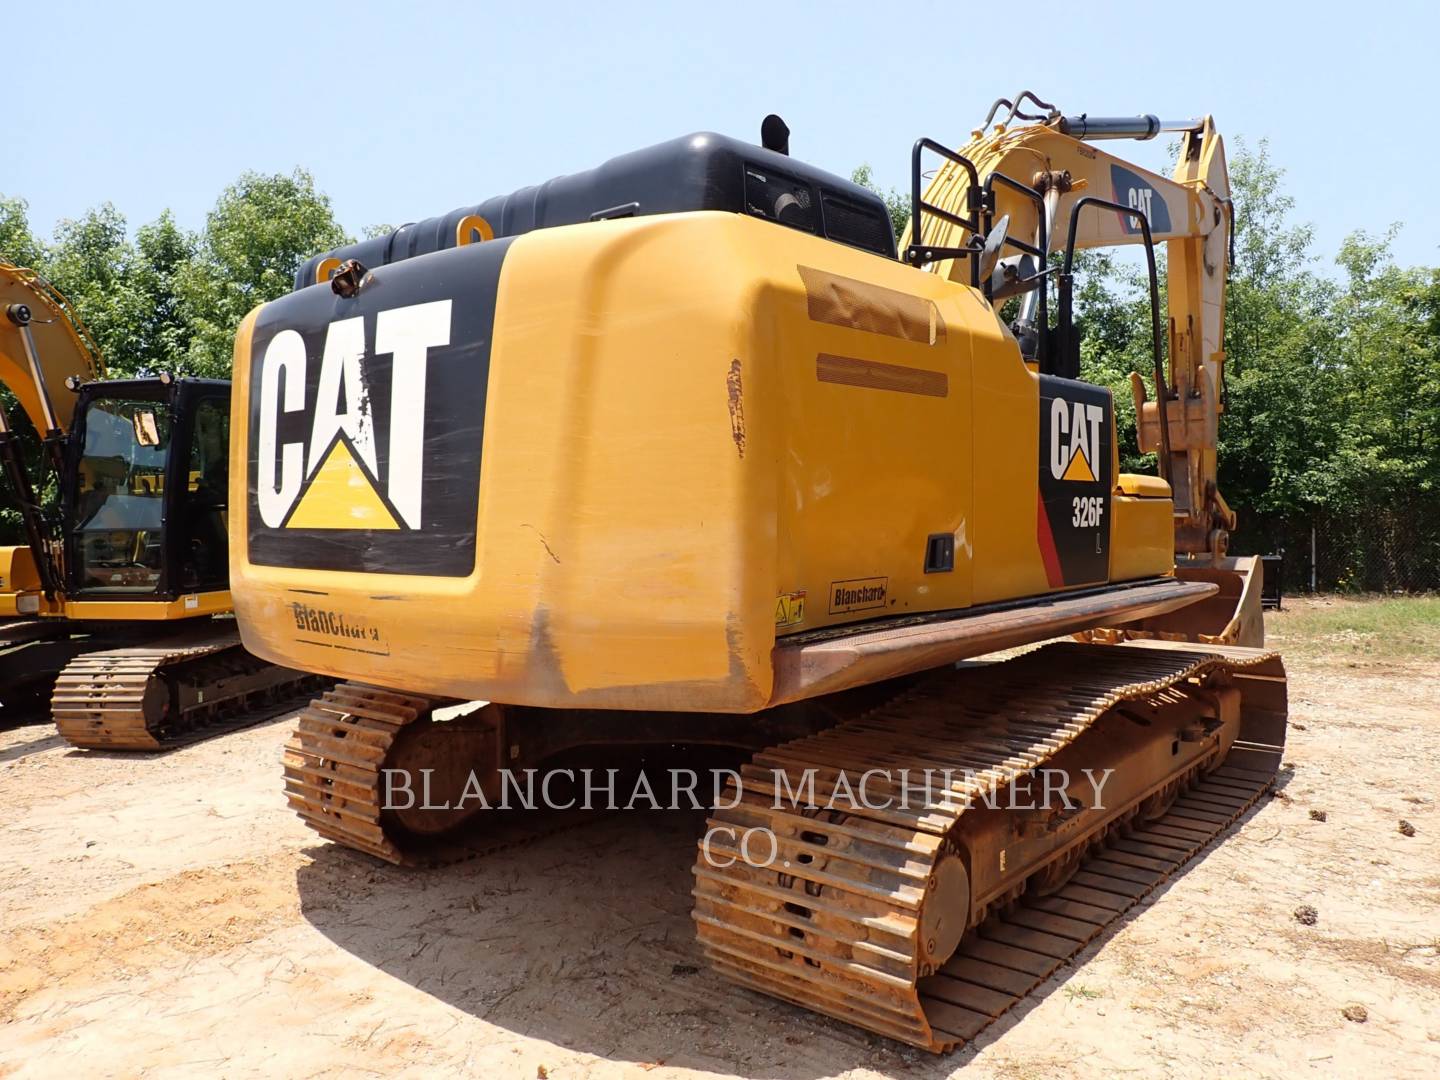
[1234,494,1440,594]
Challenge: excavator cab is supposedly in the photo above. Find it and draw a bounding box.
[63,377,231,600]
[901,96,1266,647]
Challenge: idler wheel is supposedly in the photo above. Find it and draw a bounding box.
[917,851,970,971]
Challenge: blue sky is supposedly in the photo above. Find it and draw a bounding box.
[11,1,1438,270]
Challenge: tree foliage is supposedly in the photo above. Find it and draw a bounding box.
[1072,140,1440,587]
[44,203,159,374]
[0,169,348,379]
[0,171,351,545]
[0,195,46,269]
[178,170,350,376]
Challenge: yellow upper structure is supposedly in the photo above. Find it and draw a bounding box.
[230,210,1173,711]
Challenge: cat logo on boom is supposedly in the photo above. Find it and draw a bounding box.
[1110,164,1172,235]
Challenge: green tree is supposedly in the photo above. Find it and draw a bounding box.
[850,165,910,241]
[1073,140,1345,515]
[1073,248,1157,473]
[1318,230,1439,506]
[180,169,351,376]
[0,194,45,268]
[131,212,199,374]
[39,205,200,377]
[1073,138,1440,588]
[44,203,153,373]
[1212,140,1338,520]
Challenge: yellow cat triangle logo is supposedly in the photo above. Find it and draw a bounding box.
[286,439,401,530]
[1061,444,1096,483]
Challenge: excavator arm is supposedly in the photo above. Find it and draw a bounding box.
[0,262,103,438]
[900,99,1234,560]
[0,262,103,602]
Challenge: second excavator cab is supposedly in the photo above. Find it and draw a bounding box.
[64,377,232,603]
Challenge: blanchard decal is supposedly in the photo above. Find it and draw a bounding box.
[829,577,888,615]
[1037,376,1113,587]
[1110,163,1172,235]
[286,601,385,650]
[247,239,512,575]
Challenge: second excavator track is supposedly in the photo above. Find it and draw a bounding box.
[52,626,324,750]
[691,640,1287,1052]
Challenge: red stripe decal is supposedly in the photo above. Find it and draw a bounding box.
[1036,490,1065,588]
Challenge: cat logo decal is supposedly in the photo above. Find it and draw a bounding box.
[256,300,451,531]
[246,237,512,576]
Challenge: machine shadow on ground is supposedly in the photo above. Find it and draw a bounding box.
[292,777,1288,1079]
[1,688,311,763]
[0,723,66,763]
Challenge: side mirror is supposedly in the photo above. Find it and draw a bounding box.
[989,253,1043,301]
[977,214,1010,285]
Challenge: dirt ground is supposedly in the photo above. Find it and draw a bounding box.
[1,596,1437,1079]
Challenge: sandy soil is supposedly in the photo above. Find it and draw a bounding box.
[1,598,1437,1079]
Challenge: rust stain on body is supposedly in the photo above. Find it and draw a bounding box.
[726,359,746,458]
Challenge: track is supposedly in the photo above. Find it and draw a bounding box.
[281,642,1286,1053]
[52,626,324,750]
[691,640,1287,1052]
[282,683,601,866]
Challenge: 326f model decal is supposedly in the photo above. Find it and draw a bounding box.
[1037,376,1113,587]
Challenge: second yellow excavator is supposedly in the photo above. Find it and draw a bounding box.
[0,262,319,747]
[230,93,1287,1052]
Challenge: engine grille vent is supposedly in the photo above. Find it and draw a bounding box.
[821,191,894,256]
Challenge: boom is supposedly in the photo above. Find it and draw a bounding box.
[0,262,103,437]
[0,264,103,597]
[902,98,1234,560]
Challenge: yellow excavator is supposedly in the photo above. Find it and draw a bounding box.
[0,262,317,748]
[232,93,1287,1052]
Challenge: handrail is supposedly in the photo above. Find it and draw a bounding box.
[1059,196,1172,485]
[982,171,1049,365]
[904,138,983,285]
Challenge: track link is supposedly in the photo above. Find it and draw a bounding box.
[283,682,599,866]
[691,640,1287,1052]
[52,626,322,750]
